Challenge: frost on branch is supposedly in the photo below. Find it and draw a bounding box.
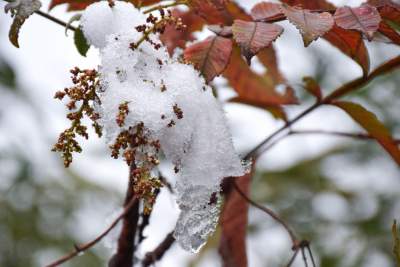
[4,0,42,47]
[79,1,245,252]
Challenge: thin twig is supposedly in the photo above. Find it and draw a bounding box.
[143,0,187,14]
[233,181,297,244]
[290,130,400,143]
[306,245,317,267]
[142,231,175,267]
[301,247,309,267]
[286,249,299,267]
[108,163,140,267]
[45,196,138,267]
[35,10,77,31]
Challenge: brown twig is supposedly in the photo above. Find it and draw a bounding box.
[35,10,77,31]
[286,240,314,267]
[142,231,175,267]
[108,163,140,267]
[289,129,400,143]
[45,196,138,267]
[233,181,319,267]
[143,0,187,14]
[286,249,299,267]
[232,181,297,244]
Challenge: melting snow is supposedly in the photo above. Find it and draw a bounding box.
[81,1,245,252]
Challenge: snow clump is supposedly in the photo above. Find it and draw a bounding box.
[81,1,245,252]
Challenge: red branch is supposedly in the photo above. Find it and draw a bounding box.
[108,163,140,267]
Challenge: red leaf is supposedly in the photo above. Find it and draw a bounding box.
[334,101,400,165]
[49,0,160,10]
[257,46,286,85]
[189,0,232,24]
[49,0,95,11]
[282,5,334,47]
[224,47,298,107]
[323,25,370,76]
[334,5,381,41]
[378,21,400,45]
[302,76,322,101]
[219,174,251,267]
[250,2,284,21]
[232,20,283,64]
[280,0,336,10]
[184,36,233,83]
[160,9,205,55]
[208,25,233,37]
[367,0,400,10]
[379,5,400,25]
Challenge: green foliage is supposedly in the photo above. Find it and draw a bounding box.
[0,57,16,89]
[74,28,90,57]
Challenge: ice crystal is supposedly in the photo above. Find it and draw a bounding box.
[81,1,245,252]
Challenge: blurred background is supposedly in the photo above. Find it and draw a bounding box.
[0,0,399,266]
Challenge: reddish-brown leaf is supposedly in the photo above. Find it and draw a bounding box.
[208,25,233,37]
[378,5,400,25]
[160,9,205,55]
[256,47,292,121]
[257,46,286,85]
[280,0,336,10]
[323,25,370,76]
[188,0,232,24]
[250,2,284,21]
[225,1,252,21]
[49,0,160,10]
[49,0,94,11]
[232,20,283,64]
[184,36,233,83]
[367,0,400,10]
[219,174,251,267]
[282,5,334,47]
[334,5,381,41]
[224,47,297,107]
[334,101,400,165]
[378,21,400,45]
[302,76,322,101]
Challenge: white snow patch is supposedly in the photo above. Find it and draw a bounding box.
[81,1,245,252]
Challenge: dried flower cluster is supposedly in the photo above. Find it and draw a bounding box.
[52,67,102,167]
[54,1,245,252]
[130,9,186,50]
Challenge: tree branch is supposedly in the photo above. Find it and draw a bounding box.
[233,181,297,244]
[35,10,77,31]
[45,195,138,267]
[108,163,140,267]
[245,55,400,160]
[143,0,187,14]
[142,231,175,267]
[289,129,400,143]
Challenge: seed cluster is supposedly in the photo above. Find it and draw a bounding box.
[130,8,186,50]
[116,101,130,127]
[110,121,162,214]
[52,67,102,167]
